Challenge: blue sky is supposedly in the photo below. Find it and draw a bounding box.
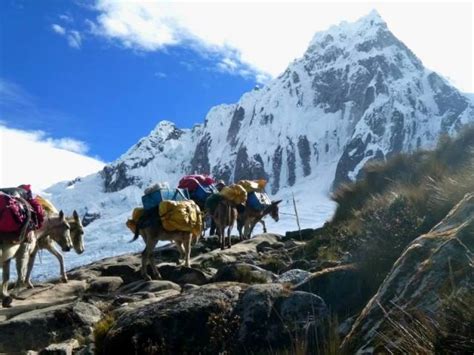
[0,0,259,162]
[1,1,472,186]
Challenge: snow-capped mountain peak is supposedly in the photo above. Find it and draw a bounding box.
[43,11,474,281]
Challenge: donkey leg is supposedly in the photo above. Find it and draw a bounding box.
[15,242,29,289]
[184,235,192,268]
[237,219,244,241]
[209,218,216,236]
[145,237,161,280]
[260,220,267,234]
[243,221,251,240]
[227,224,233,249]
[248,221,258,239]
[25,245,39,289]
[175,241,186,265]
[220,226,225,250]
[45,243,68,283]
[2,259,13,308]
[141,249,152,281]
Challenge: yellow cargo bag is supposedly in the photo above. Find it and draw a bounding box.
[159,200,203,237]
[220,184,247,205]
[237,179,267,192]
[126,207,145,234]
[36,195,58,215]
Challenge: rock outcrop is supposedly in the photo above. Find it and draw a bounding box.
[102,283,328,354]
[341,193,474,354]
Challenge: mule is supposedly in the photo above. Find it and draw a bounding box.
[237,200,282,240]
[0,196,33,308]
[212,199,238,250]
[23,210,84,288]
[131,224,195,281]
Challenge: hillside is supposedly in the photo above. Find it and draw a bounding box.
[39,11,474,281]
[2,128,473,353]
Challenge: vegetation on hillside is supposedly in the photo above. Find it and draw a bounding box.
[304,125,474,294]
[292,126,474,353]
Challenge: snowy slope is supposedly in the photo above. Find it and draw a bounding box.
[33,10,474,281]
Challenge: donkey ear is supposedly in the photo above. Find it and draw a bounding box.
[272,200,282,205]
[73,210,79,221]
[59,210,65,219]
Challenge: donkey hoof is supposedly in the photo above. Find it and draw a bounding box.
[26,282,34,289]
[61,277,68,284]
[2,296,13,308]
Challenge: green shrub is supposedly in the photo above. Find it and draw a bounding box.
[94,313,116,354]
[352,194,425,292]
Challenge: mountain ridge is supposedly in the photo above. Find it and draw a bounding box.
[44,11,474,279]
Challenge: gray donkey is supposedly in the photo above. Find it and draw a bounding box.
[22,210,85,288]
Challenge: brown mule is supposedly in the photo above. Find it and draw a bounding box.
[237,200,282,240]
[212,199,238,250]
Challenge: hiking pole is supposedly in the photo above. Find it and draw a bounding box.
[292,192,302,241]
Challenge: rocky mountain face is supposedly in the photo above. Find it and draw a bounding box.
[97,10,473,197]
[48,10,473,238]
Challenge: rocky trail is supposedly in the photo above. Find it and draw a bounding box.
[1,193,472,354]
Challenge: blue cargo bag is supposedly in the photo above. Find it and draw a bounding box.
[192,183,217,202]
[247,191,271,211]
[142,188,190,210]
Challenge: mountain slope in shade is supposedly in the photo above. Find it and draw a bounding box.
[40,10,474,281]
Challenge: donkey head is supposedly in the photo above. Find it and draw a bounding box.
[52,210,73,252]
[268,200,282,222]
[68,210,85,254]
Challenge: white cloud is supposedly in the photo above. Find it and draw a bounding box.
[51,23,66,35]
[44,136,89,155]
[154,71,167,78]
[51,24,82,49]
[0,125,105,191]
[67,30,82,49]
[88,0,473,91]
[59,14,73,23]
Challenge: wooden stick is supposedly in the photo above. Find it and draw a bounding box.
[292,192,302,240]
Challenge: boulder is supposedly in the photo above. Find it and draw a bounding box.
[102,282,328,354]
[39,339,79,355]
[158,264,211,285]
[102,283,246,354]
[99,263,141,284]
[88,277,124,294]
[117,280,181,294]
[294,264,370,318]
[112,289,181,317]
[283,259,312,271]
[0,301,101,353]
[0,281,88,322]
[193,234,282,268]
[233,284,328,352]
[341,193,474,354]
[72,302,102,325]
[213,263,277,284]
[256,240,284,253]
[277,269,311,285]
[69,255,142,284]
